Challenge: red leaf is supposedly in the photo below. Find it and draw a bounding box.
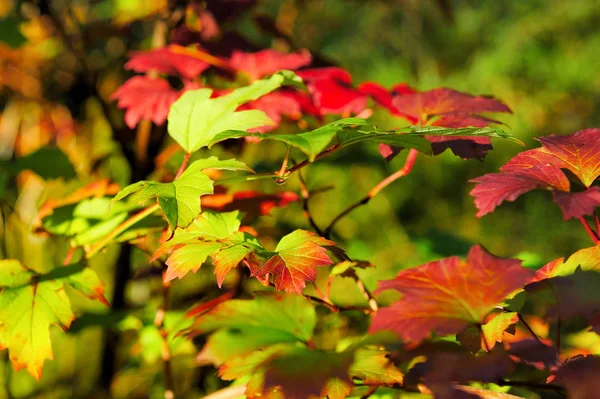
[203,190,299,218]
[241,91,304,132]
[552,188,600,220]
[247,230,336,294]
[297,67,368,115]
[392,88,511,125]
[535,128,600,187]
[370,245,533,343]
[125,46,211,79]
[370,86,509,160]
[471,130,600,219]
[111,76,199,128]
[228,49,312,81]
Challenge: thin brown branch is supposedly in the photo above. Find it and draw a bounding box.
[517,313,543,345]
[323,149,419,238]
[298,171,324,235]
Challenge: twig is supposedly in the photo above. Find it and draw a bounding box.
[323,149,419,238]
[86,203,160,258]
[155,271,175,399]
[517,313,543,345]
[579,217,599,244]
[297,171,324,235]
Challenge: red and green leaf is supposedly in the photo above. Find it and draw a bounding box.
[370,245,533,342]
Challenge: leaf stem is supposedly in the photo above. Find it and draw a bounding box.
[175,152,191,179]
[86,203,160,258]
[278,145,292,178]
[287,144,340,174]
[323,149,419,238]
[579,217,600,244]
[516,312,543,344]
[355,278,379,312]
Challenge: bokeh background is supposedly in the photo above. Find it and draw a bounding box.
[1,0,600,397]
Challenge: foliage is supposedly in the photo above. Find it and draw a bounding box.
[1,1,600,399]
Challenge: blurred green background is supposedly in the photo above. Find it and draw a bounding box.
[1,0,600,397]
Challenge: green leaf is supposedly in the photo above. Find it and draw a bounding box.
[0,17,26,48]
[168,71,302,153]
[349,348,404,385]
[112,157,251,229]
[3,147,76,180]
[210,118,369,161]
[226,345,353,399]
[209,119,519,163]
[190,293,317,365]
[0,261,107,379]
[155,211,252,283]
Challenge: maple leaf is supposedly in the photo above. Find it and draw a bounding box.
[167,71,303,153]
[297,67,368,115]
[471,130,600,219]
[349,348,404,385]
[261,346,353,399]
[241,91,304,132]
[203,190,299,218]
[152,210,265,285]
[553,355,600,399]
[525,271,600,323]
[457,312,518,353]
[391,88,511,126]
[189,294,316,365]
[228,49,311,81]
[125,46,211,79]
[111,76,199,129]
[370,245,533,343]
[530,244,600,282]
[246,230,336,294]
[373,86,511,160]
[0,261,107,379]
[421,350,515,399]
[506,340,559,369]
[535,128,600,187]
[34,179,120,228]
[113,158,251,230]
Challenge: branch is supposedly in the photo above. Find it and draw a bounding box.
[298,171,324,235]
[324,148,419,238]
